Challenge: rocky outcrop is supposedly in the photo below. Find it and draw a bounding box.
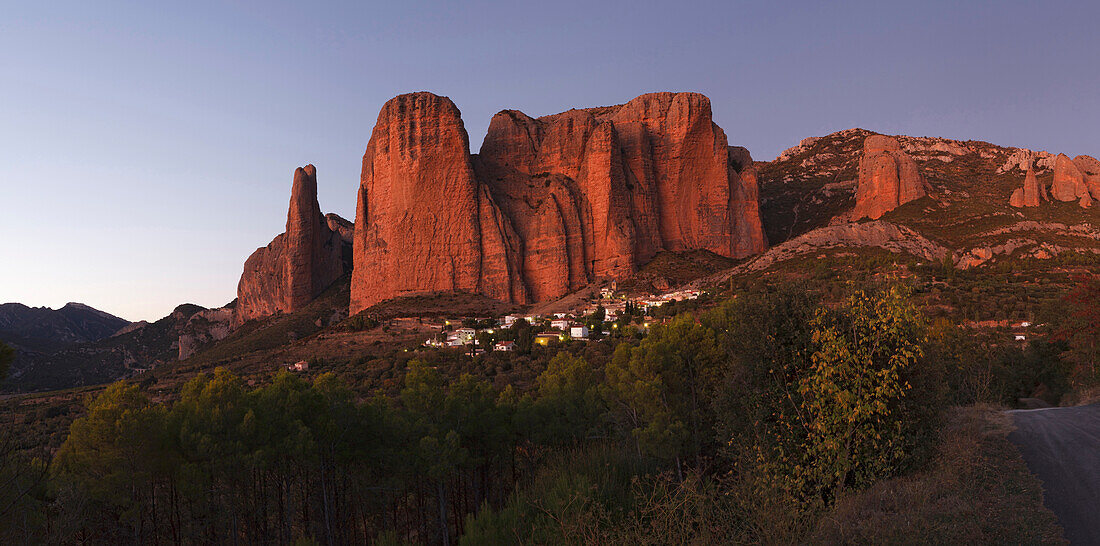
[351,91,766,312]
[852,135,928,220]
[178,307,234,359]
[1074,155,1100,201]
[709,220,950,279]
[325,213,354,244]
[351,93,527,313]
[236,165,349,324]
[1051,153,1092,206]
[1010,166,1042,207]
[998,148,1057,174]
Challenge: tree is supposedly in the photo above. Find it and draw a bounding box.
[518,353,605,446]
[604,314,722,477]
[510,320,534,355]
[53,382,167,541]
[0,342,13,383]
[475,331,494,351]
[1051,274,1100,385]
[711,284,932,506]
[795,285,927,501]
[705,286,819,476]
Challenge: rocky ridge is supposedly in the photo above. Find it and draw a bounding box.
[758,128,1100,273]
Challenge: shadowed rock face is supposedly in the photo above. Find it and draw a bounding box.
[1010,166,1042,207]
[350,91,767,312]
[236,165,348,324]
[852,135,928,220]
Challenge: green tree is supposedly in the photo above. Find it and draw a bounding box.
[402,360,516,544]
[510,320,534,354]
[518,353,605,446]
[1050,274,1100,385]
[53,382,167,541]
[604,313,722,476]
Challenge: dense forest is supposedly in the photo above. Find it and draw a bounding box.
[1,276,1097,544]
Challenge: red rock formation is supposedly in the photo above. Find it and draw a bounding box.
[350,92,767,311]
[1052,153,1090,204]
[1073,155,1100,201]
[235,165,347,324]
[325,213,354,244]
[351,93,527,313]
[852,135,928,220]
[1010,166,1041,207]
[728,148,767,256]
[474,92,766,301]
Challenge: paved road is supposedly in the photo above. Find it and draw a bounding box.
[1008,404,1100,545]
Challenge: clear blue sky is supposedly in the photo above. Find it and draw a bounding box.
[1,0,1097,321]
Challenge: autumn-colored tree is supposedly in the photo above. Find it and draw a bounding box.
[1052,274,1100,385]
[793,285,926,502]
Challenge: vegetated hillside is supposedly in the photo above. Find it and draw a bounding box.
[0,302,128,349]
[756,128,1100,270]
[3,304,202,393]
[614,249,736,294]
[147,276,356,390]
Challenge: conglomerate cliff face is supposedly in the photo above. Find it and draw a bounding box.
[350,93,528,314]
[852,135,928,220]
[236,165,349,324]
[350,91,767,313]
[1052,153,1095,207]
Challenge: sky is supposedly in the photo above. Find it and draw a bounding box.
[1,0,1098,321]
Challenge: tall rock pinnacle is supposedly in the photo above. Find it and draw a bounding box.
[1052,153,1091,206]
[235,165,348,324]
[1010,165,1041,207]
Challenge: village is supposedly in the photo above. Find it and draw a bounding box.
[418,284,703,354]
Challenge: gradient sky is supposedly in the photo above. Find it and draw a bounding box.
[2,0,1098,321]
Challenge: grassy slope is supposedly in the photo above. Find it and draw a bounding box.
[817,405,1065,544]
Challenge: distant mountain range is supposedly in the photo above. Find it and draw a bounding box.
[0,302,129,350]
[0,302,210,393]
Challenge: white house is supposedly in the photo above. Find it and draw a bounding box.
[551,319,572,331]
[455,328,477,343]
[570,325,589,339]
[494,340,516,352]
